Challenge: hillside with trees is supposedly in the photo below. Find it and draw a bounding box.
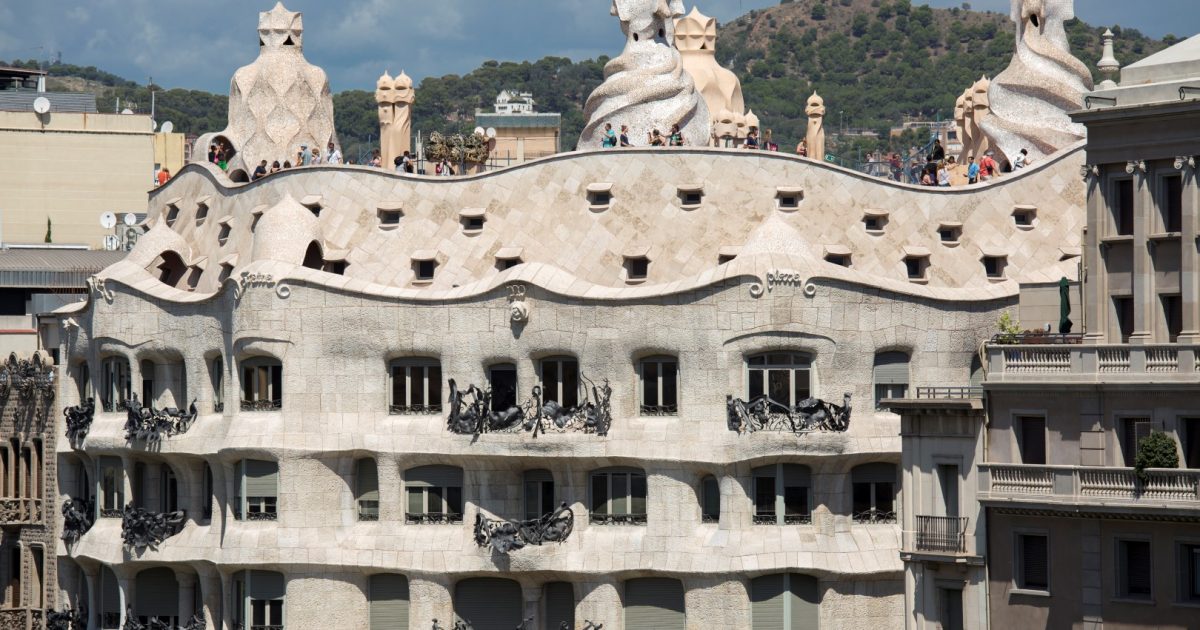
[3,0,1169,163]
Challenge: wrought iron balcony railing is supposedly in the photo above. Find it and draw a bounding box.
[639,403,678,416]
[852,509,898,524]
[213,400,225,413]
[0,497,42,525]
[406,512,463,525]
[913,515,968,553]
[389,403,442,415]
[474,503,575,554]
[245,510,278,521]
[588,513,647,525]
[123,394,198,444]
[64,398,96,446]
[447,378,612,437]
[358,500,379,521]
[240,398,282,412]
[121,503,186,551]
[726,394,851,434]
[914,387,983,400]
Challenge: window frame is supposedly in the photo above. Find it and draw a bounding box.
[751,463,813,526]
[357,458,380,521]
[240,356,283,411]
[98,457,124,518]
[1178,540,1200,604]
[873,351,910,410]
[638,355,679,416]
[700,474,720,524]
[388,358,443,414]
[589,468,647,525]
[488,362,519,412]
[523,469,555,521]
[1013,530,1051,594]
[1115,537,1154,601]
[851,463,897,524]
[1016,415,1048,465]
[100,356,131,412]
[539,356,581,410]
[404,466,464,525]
[746,352,813,410]
[236,459,280,522]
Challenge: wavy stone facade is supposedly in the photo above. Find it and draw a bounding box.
[51,147,1083,629]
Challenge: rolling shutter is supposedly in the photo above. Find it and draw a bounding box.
[406,465,463,488]
[788,574,819,630]
[454,578,522,630]
[358,459,379,503]
[873,352,910,385]
[752,574,785,630]
[244,460,278,497]
[1021,535,1049,589]
[544,582,575,629]
[851,463,896,484]
[101,567,121,619]
[781,465,810,488]
[135,568,179,618]
[624,578,685,630]
[249,570,285,600]
[369,574,410,630]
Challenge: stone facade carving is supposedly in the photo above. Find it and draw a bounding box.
[979,0,1093,164]
[579,0,710,148]
[120,503,186,551]
[376,70,414,169]
[507,284,530,323]
[447,378,612,437]
[123,394,198,444]
[63,398,94,447]
[675,7,747,145]
[0,351,55,402]
[805,92,826,161]
[473,502,575,554]
[191,3,339,177]
[726,393,852,434]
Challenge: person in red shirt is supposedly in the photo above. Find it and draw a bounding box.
[156,168,170,186]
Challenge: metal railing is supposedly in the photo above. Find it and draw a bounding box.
[389,403,442,415]
[981,464,1200,504]
[915,387,983,400]
[852,509,898,524]
[240,399,282,412]
[589,513,647,525]
[914,515,968,553]
[406,512,463,525]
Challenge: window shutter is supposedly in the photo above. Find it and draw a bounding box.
[249,570,285,600]
[369,574,409,630]
[751,574,785,630]
[788,574,820,630]
[1022,535,1049,588]
[873,352,910,385]
[782,464,811,488]
[454,578,523,630]
[544,582,575,629]
[244,460,278,497]
[851,463,896,484]
[1124,541,1152,595]
[135,568,179,618]
[357,459,379,503]
[624,578,685,630]
[405,465,463,488]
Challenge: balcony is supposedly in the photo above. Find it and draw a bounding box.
[985,344,1200,384]
[912,515,968,553]
[240,398,282,412]
[0,497,42,525]
[980,464,1200,513]
[0,608,43,630]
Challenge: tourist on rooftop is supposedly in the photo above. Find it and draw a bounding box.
[602,123,618,148]
[299,144,313,166]
[282,160,292,169]
[393,155,404,173]
[370,150,382,167]
[930,138,945,163]
[648,129,666,147]
[796,139,808,157]
[156,167,170,187]
[216,150,228,171]
[252,160,267,181]
[619,125,632,147]
[889,153,903,181]
[207,144,218,164]
[326,142,342,164]
[401,151,415,173]
[312,147,321,164]
[980,151,999,182]
[744,128,759,149]
[270,161,281,175]
[763,129,779,152]
[436,158,455,176]
[966,156,980,185]
[1013,148,1030,169]
[669,124,685,147]
[937,161,950,187]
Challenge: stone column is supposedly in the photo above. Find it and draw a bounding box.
[1130,165,1154,342]
[1083,173,1106,343]
[176,572,197,623]
[82,565,99,630]
[218,570,234,630]
[197,568,222,630]
[521,583,542,630]
[577,578,622,630]
[116,574,135,627]
[1179,164,1200,343]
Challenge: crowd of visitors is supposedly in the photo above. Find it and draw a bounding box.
[595,121,781,151]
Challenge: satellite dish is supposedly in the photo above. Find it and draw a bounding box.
[161,121,174,134]
[150,120,158,131]
[474,126,485,136]
[486,127,497,139]
[123,213,137,226]
[100,212,117,229]
[32,96,51,114]
[121,108,134,115]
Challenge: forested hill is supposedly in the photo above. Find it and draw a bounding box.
[3,0,1171,161]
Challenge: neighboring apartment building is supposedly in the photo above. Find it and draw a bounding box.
[476,91,561,166]
[893,33,1200,630]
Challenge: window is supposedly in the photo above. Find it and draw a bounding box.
[938,587,964,630]
[540,356,580,409]
[487,363,519,411]
[1122,418,1152,467]
[241,357,282,411]
[718,253,737,265]
[700,475,720,523]
[873,351,909,409]
[824,253,850,267]
[937,464,960,518]
[100,356,130,412]
[1161,175,1183,233]
[905,255,929,280]
[134,567,179,626]
[778,194,801,210]
[543,582,575,630]
[590,467,647,524]
[639,356,678,415]
[1013,206,1037,227]
[389,359,442,414]
[377,208,402,226]
[1113,296,1134,343]
[747,353,811,410]
[236,460,279,521]
[863,216,885,232]
[750,573,819,630]
[1179,543,1200,603]
[1162,294,1182,342]
[405,465,463,524]
[587,190,612,207]
[203,463,213,520]
[495,256,522,271]
[194,202,208,225]
[140,359,156,406]
[232,570,284,630]
[938,225,962,242]
[982,255,1007,279]
[455,578,523,630]
[679,189,703,207]
[523,469,555,520]
[625,578,685,630]
[217,223,231,245]
[461,216,486,232]
[165,204,180,227]
[752,464,811,525]
[76,362,92,401]
[302,242,324,270]
[1113,178,1134,236]
[357,458,379,521]
[1183,418,1200,469]
[851,463,896,523]
[1018,416,1047,465]
[413,259,437,281]
[369,574,410,630]
[1117,539,1152,599]
[1015,533,1049,591]
[218,263,234,282]
[160,464,178,513]
[624,256,650,281]
[210,356,224,413]
[99,457,124,518]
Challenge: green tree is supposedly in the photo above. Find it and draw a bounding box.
[811,3,828,21]
[1134,431,1179,484]
[44,217,52,243]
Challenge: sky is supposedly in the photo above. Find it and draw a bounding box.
[1,0,1196,94]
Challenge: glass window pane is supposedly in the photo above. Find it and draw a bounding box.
[748,369,763,399]
[562,361,579,408]
[754,476,775,516]
[543,361,559,402]
[491,366,517,410]
[612,473,628,515]
[428,365,442,409]
[642,361,659,407]
[630,474,647,516]
[852,483,872,514]
[541,481,556,515]
[446,486,462,516]
[251,601,265,625]
[794,368,810,401]
[876,482,894,514]
[407,488,424,515]
[524,481,540,521]
[768,369,791,407]
[392,366,406,407]
[784,486,808,516]
[410,367,424,406]
[661,362,677,408]
[591,474,608,515]
[269,600,283,624]
[427,486,443,515]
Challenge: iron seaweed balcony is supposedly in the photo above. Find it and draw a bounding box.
[980,463,1200,513]
[726,393,852,434]
[445,378,612,437]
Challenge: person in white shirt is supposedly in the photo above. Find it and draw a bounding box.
[1013,148,1030,169]
[326,142,342,164]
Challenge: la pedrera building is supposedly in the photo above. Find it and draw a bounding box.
[38,4,1114,630]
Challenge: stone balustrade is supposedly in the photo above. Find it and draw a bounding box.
[985,344,1200,382]
[0,497,42,525]
[980,464,1200,509]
